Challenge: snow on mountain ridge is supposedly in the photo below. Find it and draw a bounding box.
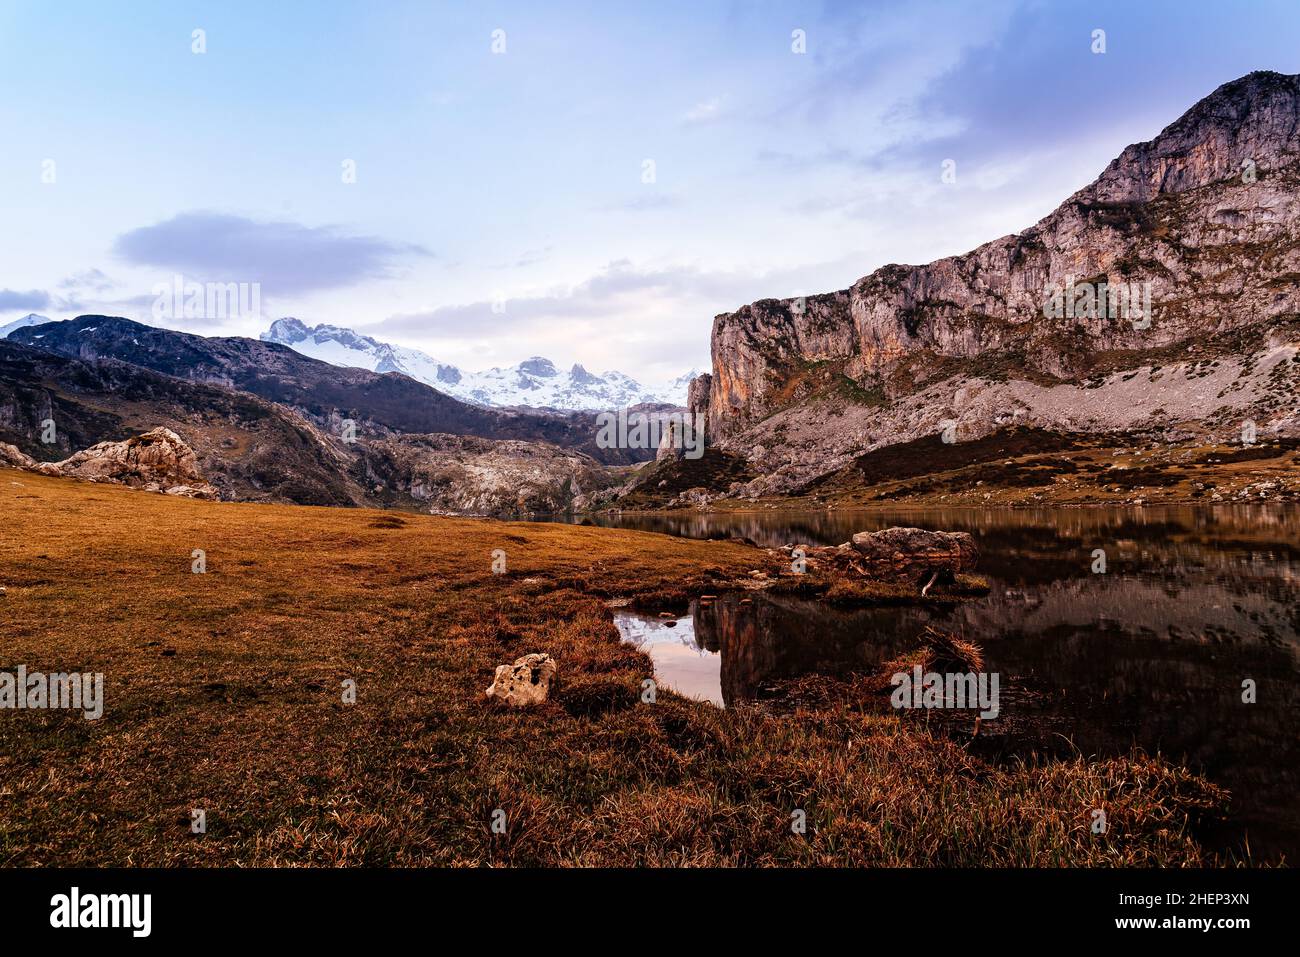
[0,313,57,339]
[261,319,695,409]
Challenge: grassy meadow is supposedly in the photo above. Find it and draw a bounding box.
[0,468,1230,866]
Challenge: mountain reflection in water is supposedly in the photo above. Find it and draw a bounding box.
[602,505,1300,862]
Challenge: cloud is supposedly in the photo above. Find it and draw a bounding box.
[51,268,124,310]
[491,246,553,269]
[363,257,860,340]
[683,95,728,124]
[15,270,163,320]
[0,288,51,311]
[358,254,875,382]
[762,0,1219,203]
[612,193,682,212]
[112,212,430,294]
[735,0,1019,181]
[58,268,119,295]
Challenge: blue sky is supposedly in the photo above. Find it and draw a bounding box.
[2,0,1297,381]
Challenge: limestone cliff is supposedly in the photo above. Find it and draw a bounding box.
[697,71,1300,494]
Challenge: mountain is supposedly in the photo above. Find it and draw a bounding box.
[9,315,647,465]
[660,367,704,402]
[688,71,1300,498]
[443,357,676,410]
[262,317,463,387]
[0,313,56,339]
[262,317,696,409]
[0,337,617,513]
[0,338,368,505]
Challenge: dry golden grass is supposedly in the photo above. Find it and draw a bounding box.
[0,468,1230,866]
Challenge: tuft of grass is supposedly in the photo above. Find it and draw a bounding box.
[874,627,983,690]
[922,626,985,673]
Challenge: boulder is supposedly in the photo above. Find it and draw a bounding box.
[0,443,35,469]
[849,527,978,585]
[670,486,714,509]
[43,428,219,499]
[1,428,221,498]
[485,653,557,707]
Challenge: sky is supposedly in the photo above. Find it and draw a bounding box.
[2,0,1298,383]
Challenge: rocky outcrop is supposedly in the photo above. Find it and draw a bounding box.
[485,653,557,707]
[656,416,701,462]
[358,433,614,516]
[34,428,220,498]
[0,425,220,499]
[697,72,1300,495]
[849,528,978,585]
[0,442,35,469]
[687,373,713,435]
[779,527,978,588]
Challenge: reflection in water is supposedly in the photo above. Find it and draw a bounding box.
[612,613,723,706]
[608,504,1300,862]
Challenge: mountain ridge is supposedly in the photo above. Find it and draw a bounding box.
[0,335,617,514]
[262,317,697,410]
[0,313,55,339]
[8,315,649,465]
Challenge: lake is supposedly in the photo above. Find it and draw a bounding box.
[584,505,1300,863]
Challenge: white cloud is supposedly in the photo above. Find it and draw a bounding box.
[683,95,728,124]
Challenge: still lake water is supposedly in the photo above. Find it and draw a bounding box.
[582,505,1300,862]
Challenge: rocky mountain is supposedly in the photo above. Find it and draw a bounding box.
[262,317,696,410]
[356,432,614,515]
[9,315,647,465]
[0,313,55,339]
[689,71,1300,498]
[0,338,367,504]
[0,337,614,515]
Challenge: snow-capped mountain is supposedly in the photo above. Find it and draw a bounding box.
[262,318,696,410]
[661,368,703,401]
[262,318,463,388]
[0,314,56,339]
